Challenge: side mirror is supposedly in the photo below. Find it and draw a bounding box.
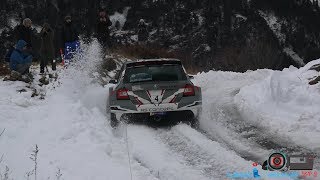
[109,79,118,84]
[188,75,194,79]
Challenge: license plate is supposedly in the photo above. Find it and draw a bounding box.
[150,112,167,116]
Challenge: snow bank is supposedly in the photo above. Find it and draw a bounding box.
[193,70,274,162]
[235,59,320,151]
[0,40,143,180]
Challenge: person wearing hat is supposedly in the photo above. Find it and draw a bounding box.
[61,15,80,61]
[40,23,56,74]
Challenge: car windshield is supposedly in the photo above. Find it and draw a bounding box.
[124,64,187,83]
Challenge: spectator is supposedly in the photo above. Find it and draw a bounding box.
[10,40,33,75]
[138,19,148,42]
[14,18,40,62]
[96,9,112,47]
[61,15,80,61]
[14,18,33,48]
[40,23,56,74]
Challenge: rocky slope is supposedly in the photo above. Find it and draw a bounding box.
[1,0,320,72]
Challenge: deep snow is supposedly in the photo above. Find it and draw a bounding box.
[0,40,155,180]
[235,60,320,151]
[1,40,319,179]
[193,69,274,162]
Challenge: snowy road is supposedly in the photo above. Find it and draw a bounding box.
[1,41,319,179]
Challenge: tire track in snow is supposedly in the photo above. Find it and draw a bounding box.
[192,71,282,166]
[125,125,210,180]
[199,88,320,171]
[223,97,313,154]
[199,90,271,164]
[155,124,256,180]
[196,71,318,169]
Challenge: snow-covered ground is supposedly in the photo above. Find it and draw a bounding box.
[235,60,320,151]
[194,69,273,162]
[194,65,320,176]
[1,40,319,179]
[0,40,138,179]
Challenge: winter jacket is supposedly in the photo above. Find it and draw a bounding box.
[40,27,55,59]
[138,23,148,41]
[61,22,79,46]
[14,25,33,47]
[96,17,112,40]
[10,40,33,71]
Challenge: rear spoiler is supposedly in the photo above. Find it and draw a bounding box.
[126,60,181,67]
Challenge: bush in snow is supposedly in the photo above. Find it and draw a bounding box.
[26,145,39,180]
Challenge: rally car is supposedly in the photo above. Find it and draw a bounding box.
[106,59,202,127]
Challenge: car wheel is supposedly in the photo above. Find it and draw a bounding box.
[110,113,119,128]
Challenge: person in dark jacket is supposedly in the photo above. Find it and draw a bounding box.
[14,18,40,61]
[14,18,33,48]
[61,15,80,61]
[138,19,148,42]
[40,23,56,74]
[96,10,112,47]
[10,40,33,75]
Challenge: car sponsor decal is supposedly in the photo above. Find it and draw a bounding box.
[127,88,185,110]
[140,107,175,112]
[137,103,177,112]
[146,90,165,105]
[162,88,184,104]
[135,97,143,107]
[169,96,177,103]
[127,91,151,104]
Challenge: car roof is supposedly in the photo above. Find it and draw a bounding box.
[125,58,182,68]
[125,58,181,65]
